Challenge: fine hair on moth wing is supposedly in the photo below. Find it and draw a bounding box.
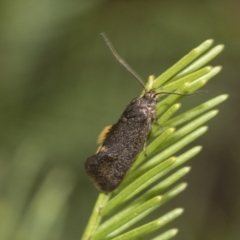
[84,33,193,193]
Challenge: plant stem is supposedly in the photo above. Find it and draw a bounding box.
[81,193,110,240]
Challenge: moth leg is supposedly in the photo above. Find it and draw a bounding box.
[153,114,162,131]
[155,120,162,130]
[143,139,148,157]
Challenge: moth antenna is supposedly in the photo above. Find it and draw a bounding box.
[155,90,205,97]
[101,32,146,90]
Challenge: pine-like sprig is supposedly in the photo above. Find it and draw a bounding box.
[82,39,228,240]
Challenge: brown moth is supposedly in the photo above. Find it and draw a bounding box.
[85,33,187,192]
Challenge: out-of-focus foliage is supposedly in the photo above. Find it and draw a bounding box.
[0,1,239,240]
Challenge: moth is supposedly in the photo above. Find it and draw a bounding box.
[85,33,187,192]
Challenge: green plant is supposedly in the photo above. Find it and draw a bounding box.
[82,39,228,240]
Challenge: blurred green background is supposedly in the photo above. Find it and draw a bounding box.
[0,0,239,240]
